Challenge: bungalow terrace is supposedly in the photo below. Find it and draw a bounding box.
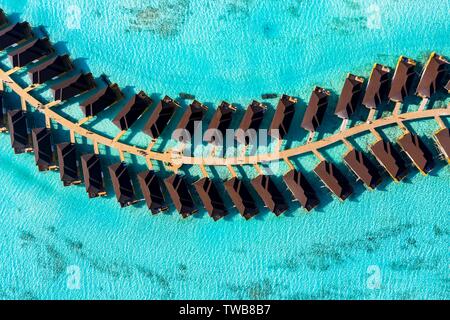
[31,127,56,171]
[251,175,288,216]
[194,178,228,221]
[108,162,136,208]
[7,110,32,154]
[112,91,152,131]
[269,95,297,139]
[301,87,330,132]
[137,170,168,214]
[143,95,179,139]
[56,142,81,186]
[206,101,236,143]
[8,37,54,68]
[51,73,96,101]
[388,56,417,103]
[314,161,353,201]
[224,177,259,220]
[370,139,408,182]
[343,149,382,189]
[433,128,449,163]
[0,22,33,51]
[283,169,320,211]
[362,64,391,110]
[28,54,73,85]
[80,84,123,117]
[80,153,106,198]
[334,74,364,119]
[416,52,448,99]
[398,133,435,175]
[164,174,197,218]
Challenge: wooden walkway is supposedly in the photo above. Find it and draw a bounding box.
[1,68,449,171]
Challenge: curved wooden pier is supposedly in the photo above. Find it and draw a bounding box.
[1,68,449,171]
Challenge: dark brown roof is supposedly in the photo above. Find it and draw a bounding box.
[283,169,319,211]
[335,74,364,119]
[8,37,54,68]
[445,80,450,93]
[164,174,197,218]
[31,128,54,171]
[362,64,391,109]
[389,56,417,103]
[175,100,208,137]
[137,170,167,214]
[251,175,288,216]
[224,177,259,220]
[398,133,435,174]
[0,22,33,50]
[314,161,353,201]
[51,73,96,101]
[79,84,123,117]
[28,55,73,85]
[56,142,80,186]
[434,128,450,162]
[416,53,449,98]
[370,139,408,181]
[344,149,382,189]
[194,178,228,221]
[143,95,179,139]
[301,86,330,132]
[0,9,8,27]
[108,162,136,208]
[80,153,105,198]
[206,101,236,143]
[112,91,152,131]
[7,110,31,154]
[269,95,297,139]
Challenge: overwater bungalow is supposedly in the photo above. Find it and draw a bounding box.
[0,9,8,27]
[314,161,353,201]
[269,95,297,139]
[335,74,364,119]
[206,101,236,143]
[28,55,73,85]
[343,149,382,189]
[301,87,330,132]
[137,170,168,214]
[164,174,197,218]
[0,90,6,132]
[398,133,435,175]
[434,128,449,163]
[112,91,152,131]
[251,175,288,216]
[31,128,56,171]
[143,95,179,139]
[175,100,208,137]
[224,177,259,220]
[79,84,123,117]
[7,110,32,154]
[0,22,33,51]
[56,142,81,186]
[362,64,391,110]
[8,38,54,68]
[283,169,320,211]
[416,52,449,99]
[194,178,228,221]
[108,162,136,208]
[236,101,266,144]
[80,153,106,198]
[370,139,408,182]
[389,56,417,103]
[51,72,96,101]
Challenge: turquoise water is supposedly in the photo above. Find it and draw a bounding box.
[0,0,449,300]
